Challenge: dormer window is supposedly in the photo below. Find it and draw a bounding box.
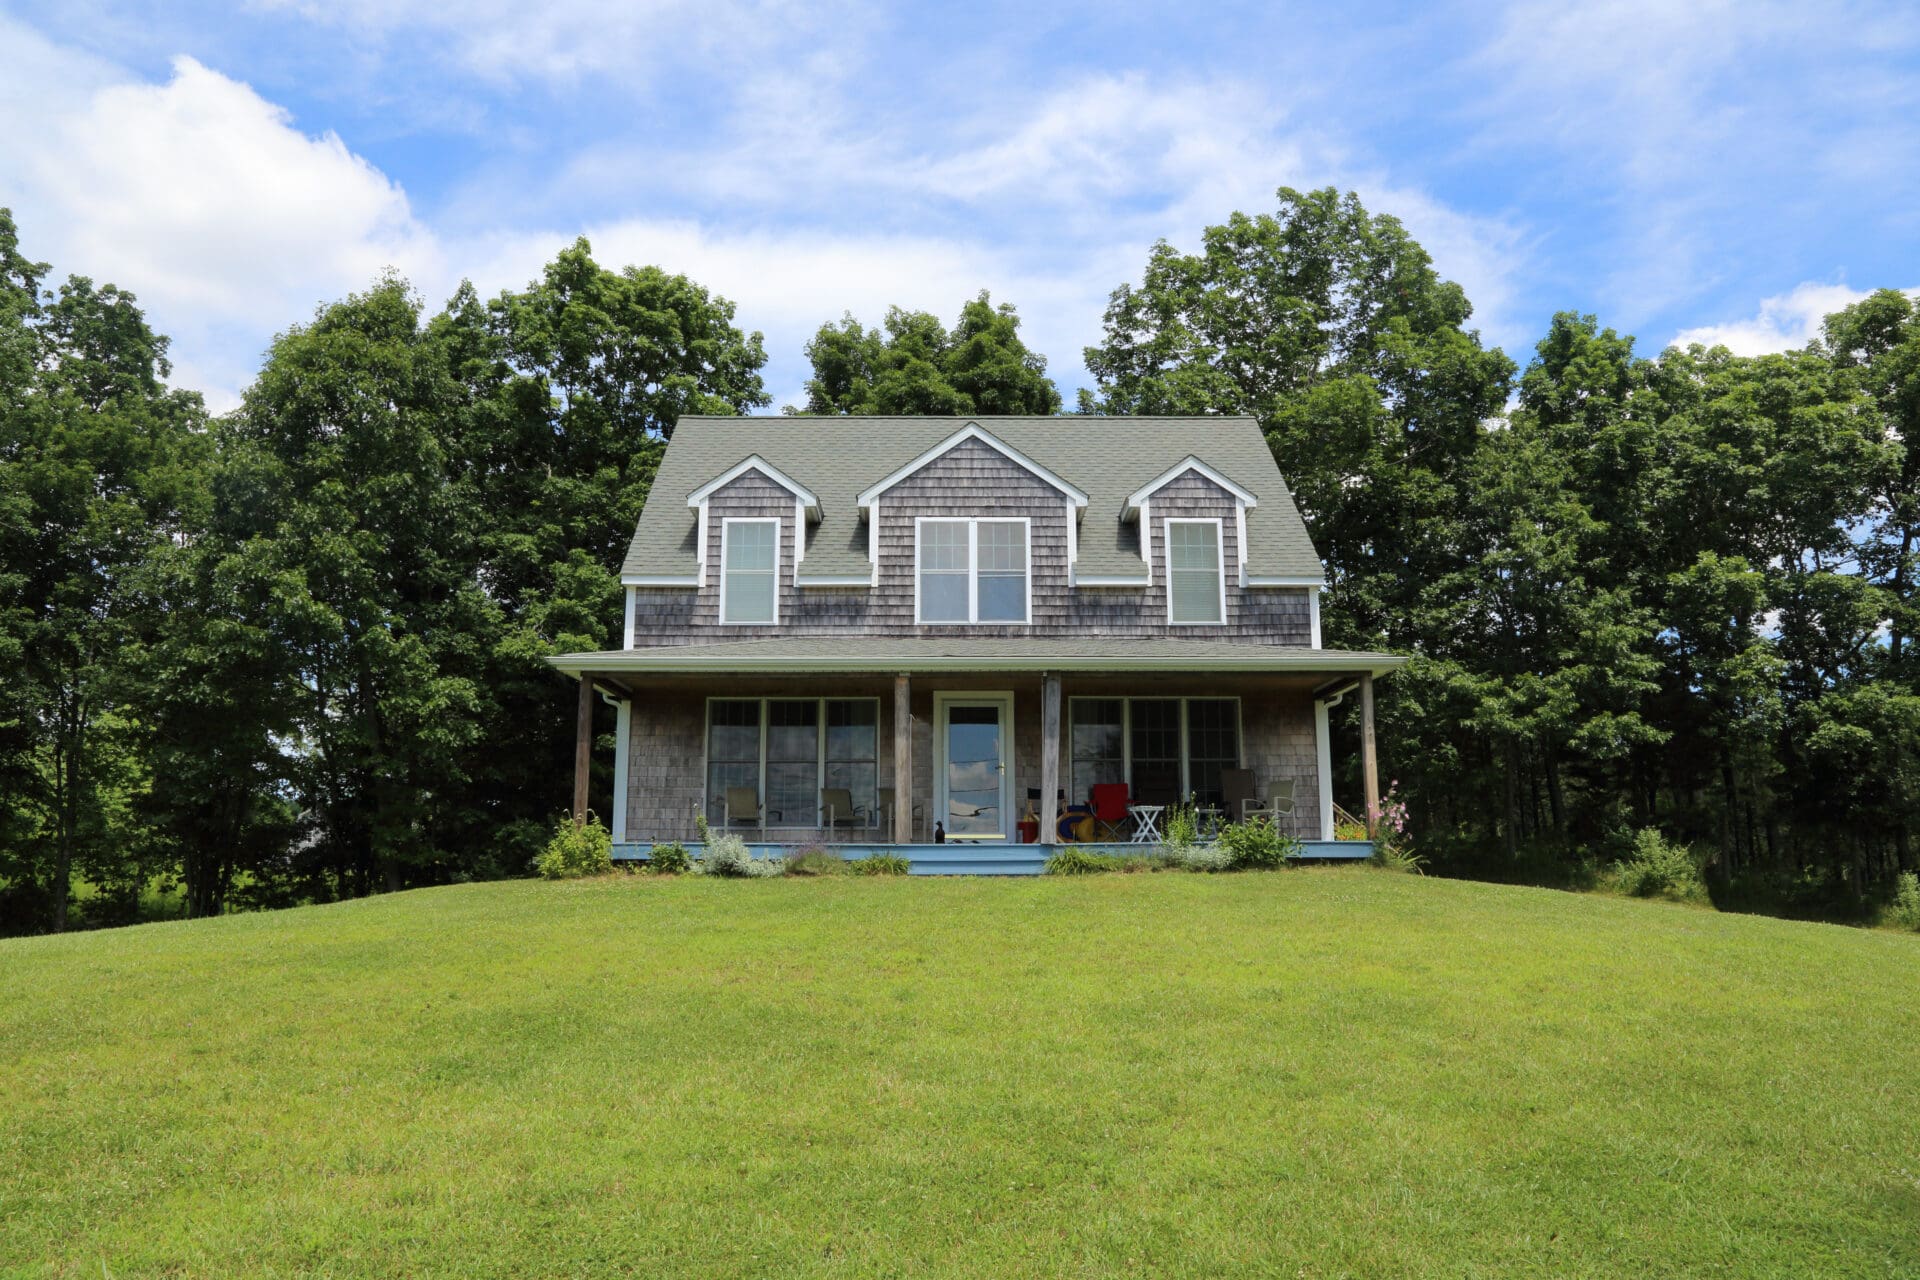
[1166,518,1225,625]
[720,518,779,624]
[916,518,1029,624]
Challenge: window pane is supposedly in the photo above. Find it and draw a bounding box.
[978,572,1025,622]
[922,521,969,571]
[1070,699,1124,805]
[977,522,1025,572]
[707,701,761,822]
[766,700,818,823]
[921,571,969,621]
[1170,569,1222,623]
[825,701,877,818]
[726,570,775,623]
[1186,699,1239,806]
[1130,700,1182,800]
[726,521,776,569]
[1169,522,1218,570]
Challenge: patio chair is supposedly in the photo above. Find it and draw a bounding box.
[1222,769,1294,822]
[723,786,773,833]
[1089,782,1131,841]
[820,787,869,837]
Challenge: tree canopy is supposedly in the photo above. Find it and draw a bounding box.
[796,291,1060,416]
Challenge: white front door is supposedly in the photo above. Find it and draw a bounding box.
[935,694,1013,841]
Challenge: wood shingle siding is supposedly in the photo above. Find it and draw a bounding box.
[626,442,1312,646]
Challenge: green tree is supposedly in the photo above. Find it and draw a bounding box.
[0,238,206,929]
[797,291,1060,416]
[1083,187,1514,648]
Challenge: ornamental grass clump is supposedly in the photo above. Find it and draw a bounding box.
[785,846,845,877]
[533,814,614,880]
[848,851,911,876]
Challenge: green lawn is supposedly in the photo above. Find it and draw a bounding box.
[2,871,1917,1278]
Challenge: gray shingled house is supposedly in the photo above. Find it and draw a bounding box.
[549,415,1402,871]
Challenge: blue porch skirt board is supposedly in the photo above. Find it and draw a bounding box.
[612,840,1373,875]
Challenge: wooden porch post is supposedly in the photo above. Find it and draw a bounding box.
[573,675,593,825]
[1040,673,1061,846]
[1360,671,1380,838]
[893,674,913,843]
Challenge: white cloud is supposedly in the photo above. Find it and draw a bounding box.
[1,43,440,409]
[252,0,859,85]
[1670,282,1873,355]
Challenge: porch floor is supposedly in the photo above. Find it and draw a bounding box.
[613,840,1373,875]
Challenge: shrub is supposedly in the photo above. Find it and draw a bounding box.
[700,829,757,878]
[1610,828,1704,900]
[785,846,845,877]
[1888,871,1920,932]
[533,814,613,880]
[1164,842,1232,872]
[1215,816,1298,871]
[848,851,911,876]
[1333,819,1369,842]
[648,841,692,875]
[1046,848,1122,875]
[1162,803,1200,852]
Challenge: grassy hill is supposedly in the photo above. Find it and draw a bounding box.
[2,870,1917,1278]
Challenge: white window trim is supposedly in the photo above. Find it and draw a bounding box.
[1066,695,1244,802]
[1163,517,1227,627]
[702,696,883,828]
[718,517,780,626]
[913,516,1033,626]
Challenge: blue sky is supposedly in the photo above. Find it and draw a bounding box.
[3,1,1916,411]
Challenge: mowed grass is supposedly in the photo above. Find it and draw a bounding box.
[3,872,1918,1278]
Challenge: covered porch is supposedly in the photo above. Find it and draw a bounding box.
[549,639,1402,871]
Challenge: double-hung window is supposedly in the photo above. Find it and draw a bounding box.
[916,518,1029,624]
[720,518,778,624]
[1166,518,1225,625]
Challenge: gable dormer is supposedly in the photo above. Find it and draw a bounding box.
[855,422,1088,589]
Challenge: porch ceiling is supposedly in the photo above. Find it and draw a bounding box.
[549,637,1403,679]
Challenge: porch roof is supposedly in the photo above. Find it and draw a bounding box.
[548,638,1405,677]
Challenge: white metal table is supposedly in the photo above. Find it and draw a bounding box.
[1127,804,1165,844]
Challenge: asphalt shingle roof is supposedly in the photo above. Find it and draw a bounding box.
[621,415,1326,581]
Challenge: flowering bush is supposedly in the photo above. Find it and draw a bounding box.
[1368,782,1423,873]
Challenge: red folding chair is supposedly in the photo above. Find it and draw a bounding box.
[1090,783,1131,841]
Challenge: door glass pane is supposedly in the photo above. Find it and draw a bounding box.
[920,521,970,621]
[1129,699,1182,803]
[1186,699,1239,807]
[1070,699,1124,806]
[766,700,818,825]
[945,704,1003,836]
[977,522,1027,622]
[706,700,761,824]
[824,700,878,819]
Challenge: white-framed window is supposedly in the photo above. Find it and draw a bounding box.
[719,518,779,624]
[1066,696,1242,806]
[704,698,880,826]
[1165,518,1225,625]
[914,517,1030,624]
